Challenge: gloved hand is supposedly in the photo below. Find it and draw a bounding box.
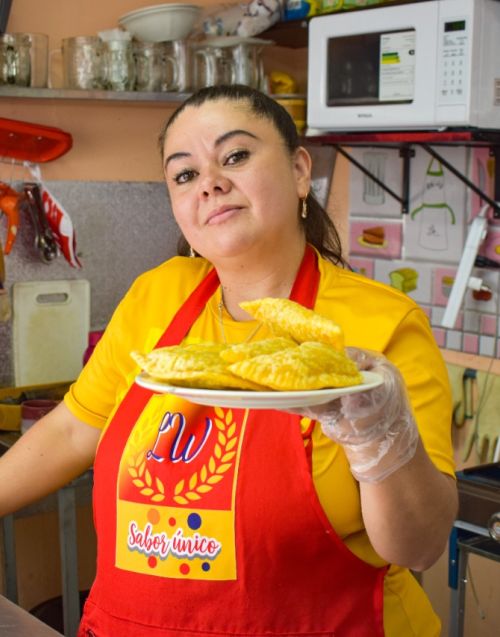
[298,348,420,483]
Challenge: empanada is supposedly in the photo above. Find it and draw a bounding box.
[131,344,266,390]
[131,342,225,375]
[220,336,297,363]
[228,341,362,391]
[240,298,344,351]
[148,368,266,390]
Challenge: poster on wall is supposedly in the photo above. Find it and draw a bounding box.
[404,147,468,264]
[349,219,402,259]
[467,147,499,224]
[348,147,402,218]
[373,258,434,306]
[306,144,337,208]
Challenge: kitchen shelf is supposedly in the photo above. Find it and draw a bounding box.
[306,129,500,217]
[262,19,308,48]
[0,86,305,103]
[0,86,190,102]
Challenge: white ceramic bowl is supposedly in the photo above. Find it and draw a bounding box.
[119,3,202,42]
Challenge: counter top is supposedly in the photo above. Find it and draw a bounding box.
[0,595,62,636]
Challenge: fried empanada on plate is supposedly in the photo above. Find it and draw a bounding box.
[228,341,362,391]
[131,344,265,390]
[240,298,344,351]
[148,368,266,390]
[220,336,297,364]
[131,342,225,374]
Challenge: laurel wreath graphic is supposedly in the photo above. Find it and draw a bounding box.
[128,450,167,502]
[126,406,238,505]
[173,406,238,505]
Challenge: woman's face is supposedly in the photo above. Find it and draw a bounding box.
[162,99,311,262]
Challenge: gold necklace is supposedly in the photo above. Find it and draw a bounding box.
[217,297,262,345]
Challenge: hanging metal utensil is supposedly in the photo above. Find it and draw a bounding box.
[0,240,10,321]
[0,181,21,254]
[22,182,59,264]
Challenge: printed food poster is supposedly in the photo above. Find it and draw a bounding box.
[433,266,458,307]
[373,259,433,305]
[349,257,375,279]
[404,147,468,263]
[463,268,499,316]
[479,227,500,264]
[348,147,402,218]
[467,147,496,223]
[349,220,402,259]
[306,144,336,208]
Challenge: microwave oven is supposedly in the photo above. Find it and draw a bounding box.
[307,0,500,131]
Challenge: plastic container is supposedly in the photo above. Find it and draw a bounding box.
[21,399,59,434]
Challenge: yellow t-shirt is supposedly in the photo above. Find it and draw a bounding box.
[65,254,454,637]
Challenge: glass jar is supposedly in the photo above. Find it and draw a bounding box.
[0,33,31,86]
[102,39,135,91]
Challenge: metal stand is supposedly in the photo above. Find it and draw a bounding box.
[448,523,500,637]
[1,472,93,637]
[306,130,500,217]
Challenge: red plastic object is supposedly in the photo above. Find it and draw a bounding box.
[0,117,73,162]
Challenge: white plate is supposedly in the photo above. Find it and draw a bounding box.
[135,371,383,409]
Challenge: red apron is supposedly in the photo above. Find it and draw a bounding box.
[79,246,387,637]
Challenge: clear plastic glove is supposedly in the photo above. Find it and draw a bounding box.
[296,348,420,483]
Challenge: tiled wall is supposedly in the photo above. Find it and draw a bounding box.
[347,145,500,357]
[0,181,180,386]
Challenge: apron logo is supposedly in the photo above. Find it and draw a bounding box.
[128,521,221,561]
[146,411,212,464]
[123,406,241,506]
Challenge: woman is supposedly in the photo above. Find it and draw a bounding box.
[0,85,457,636]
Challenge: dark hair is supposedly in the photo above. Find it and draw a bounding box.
[159,85,347,267]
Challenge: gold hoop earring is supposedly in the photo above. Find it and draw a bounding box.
[301,197,308,219]
[189,245,196,258]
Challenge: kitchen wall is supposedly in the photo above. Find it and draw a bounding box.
[0,179,180,386]
[347,145,500,359]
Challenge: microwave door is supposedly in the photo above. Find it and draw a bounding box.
[327,30,416,108]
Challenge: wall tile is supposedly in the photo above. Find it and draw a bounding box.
[479,336,496,357]
[432,328,446,348]
[446,331,463,351]
[349,219,402,259]
[481,314,497,336]
[463,333,479,354]
[349,257,375,278]
[374,259,433,305]
[348,147,402,219]
[463,311,481,333]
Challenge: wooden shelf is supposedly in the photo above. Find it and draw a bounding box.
[262,19,308,48]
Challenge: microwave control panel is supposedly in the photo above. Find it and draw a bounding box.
[437,17,469,106]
